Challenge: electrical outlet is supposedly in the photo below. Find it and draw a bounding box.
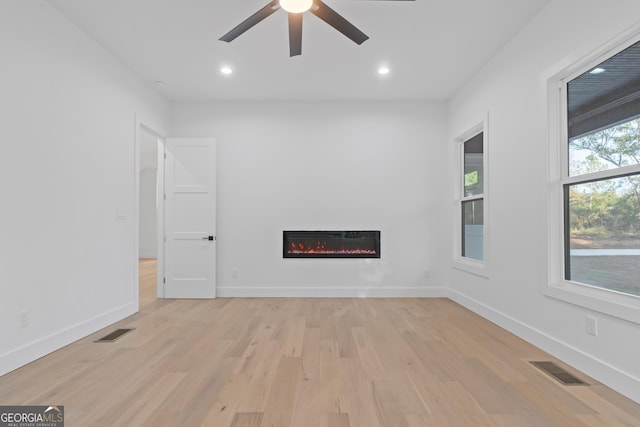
[423,270,430,279]
[232,269,238,279]
[19,310,30,329]
[586,316,598,336]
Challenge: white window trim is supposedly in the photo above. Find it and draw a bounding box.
[546,25,640,325]
[453,113,490,278]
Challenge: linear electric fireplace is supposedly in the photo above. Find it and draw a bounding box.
[283,230,380,258]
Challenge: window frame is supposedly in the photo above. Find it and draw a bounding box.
[547,27,640,324]
[453,115,489,277]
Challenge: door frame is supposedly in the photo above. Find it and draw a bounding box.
[155,131,166,299]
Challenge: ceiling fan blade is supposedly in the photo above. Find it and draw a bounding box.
[310,0,369,45]
[288,13,303,57]
[219,0,280,42]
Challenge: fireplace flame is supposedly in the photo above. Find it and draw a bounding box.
[287,240,377,255]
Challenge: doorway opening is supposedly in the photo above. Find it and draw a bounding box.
[136,135,216,300]
[137,124,164,305]
[139,258,157,308]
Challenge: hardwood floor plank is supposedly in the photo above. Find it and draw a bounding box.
[277,315,306,358]
[435,354,520,415]
[230,412,263,427]
[351,327,388,380]
[366,318,428,381]
[490,413,535,427]
[441,320,528,382]
[232,323,276,375]
[385,376,431,418]
[570,385,640,426]
[402,330,458,381]
[371,380,409,427]
[259,357,301,427]
[109,371,187,426]
[339,357,382,427]
[588,383,640,419]
[157,357,237,426]
[334,316,358,358]
[508,380,594,427]
[200,374,252,427]
[235,340,282,413]
[404,413,431,427]
[441,380,497,426]
[1,259,639,426]
[290,379,322,427]
[320,412,350,427]
[410,374,479,426]
[223,313,263,357]
[299,326,321,381]
[318,340,349,415]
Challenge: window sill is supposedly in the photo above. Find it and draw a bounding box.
[545,280,640,325]
[452,257,489,278]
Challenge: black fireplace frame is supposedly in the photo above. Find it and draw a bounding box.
[283,230,381,259]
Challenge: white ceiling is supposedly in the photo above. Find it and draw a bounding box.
[47,0,551,102]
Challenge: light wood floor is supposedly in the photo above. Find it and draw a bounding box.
[1,260,639,426]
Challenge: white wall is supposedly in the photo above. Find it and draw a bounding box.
[170,101,447,297]
[0,1,168,376]
[446,0,640,403]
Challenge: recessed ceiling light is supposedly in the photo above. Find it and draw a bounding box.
[220,66,233,75]
[590,67,605,74]
[378,66,390,75]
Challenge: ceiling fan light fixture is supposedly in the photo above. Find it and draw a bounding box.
[279,0,313,13]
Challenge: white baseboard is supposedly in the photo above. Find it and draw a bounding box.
[0,302,137,378]
[217,286,449,298]
[448,289,640,404]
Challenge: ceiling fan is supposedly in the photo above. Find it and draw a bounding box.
[219,0,415,57]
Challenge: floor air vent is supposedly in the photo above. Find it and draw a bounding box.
[94,328,134,343]
[530,361,589,386]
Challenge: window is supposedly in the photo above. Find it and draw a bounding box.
[454,121,488,276]
[462,132,484,261]
[548,30,640,323]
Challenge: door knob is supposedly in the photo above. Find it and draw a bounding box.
[202,236,215,241]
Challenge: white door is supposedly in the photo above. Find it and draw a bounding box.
[163,138,216,298]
